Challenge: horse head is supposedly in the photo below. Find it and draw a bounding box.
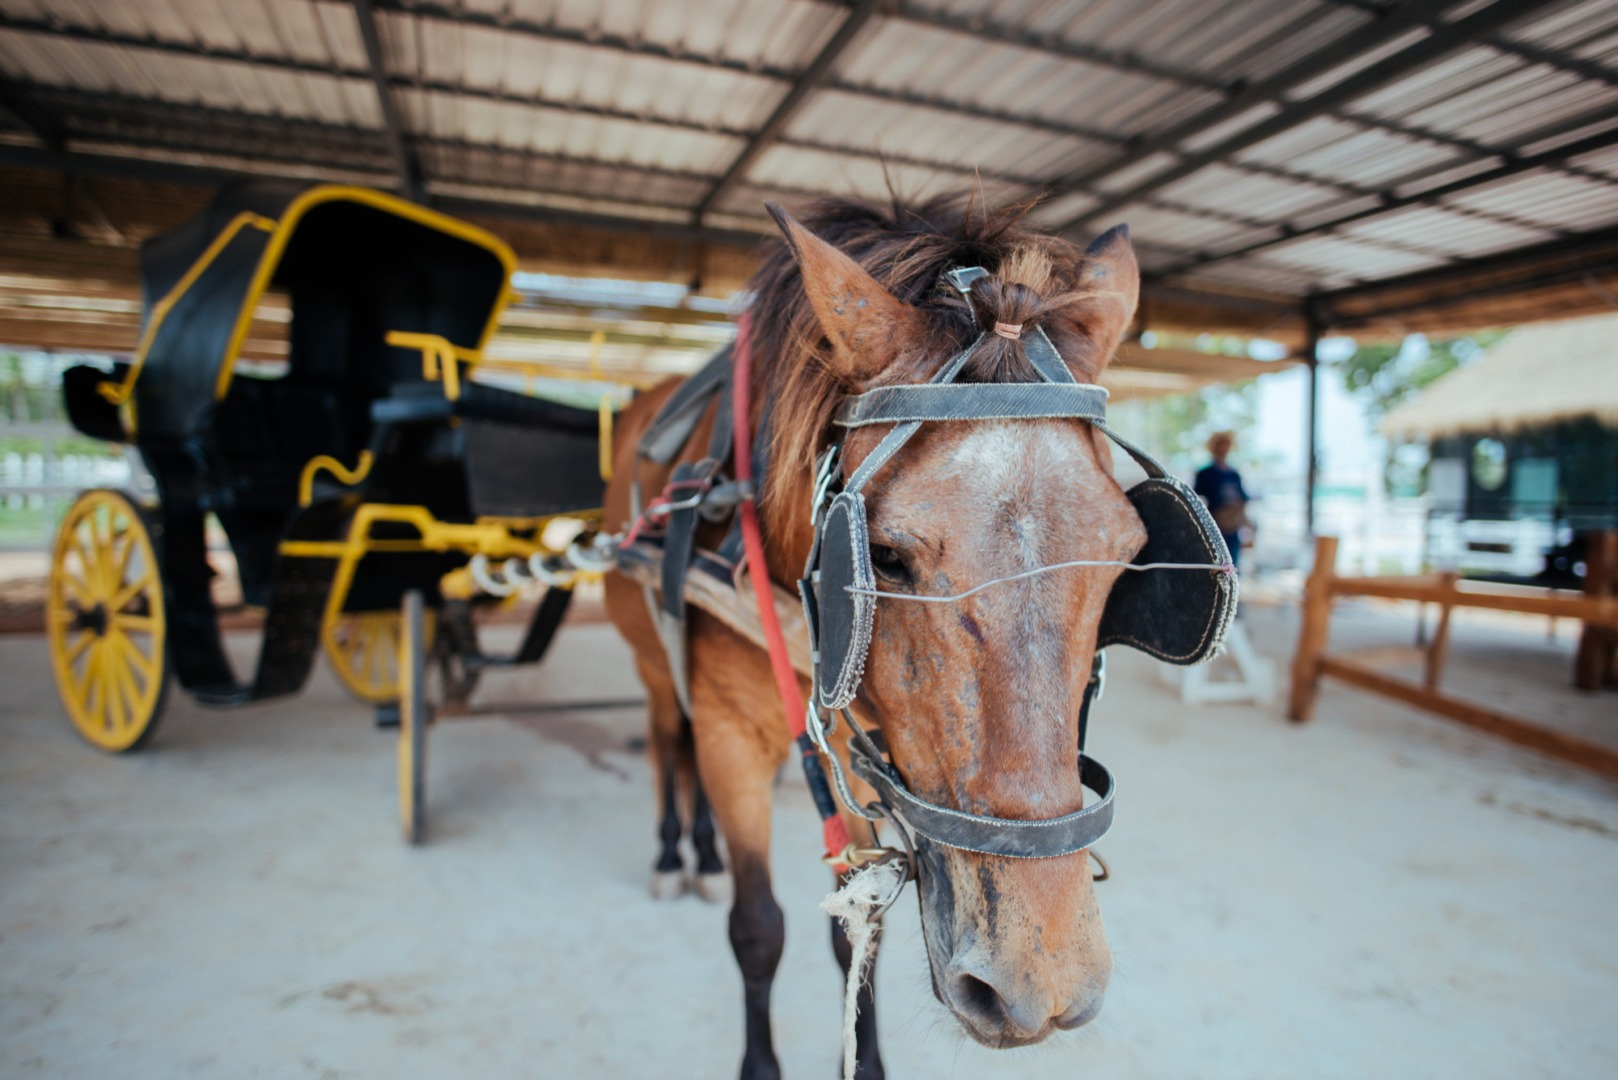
[768,204,1146,1048]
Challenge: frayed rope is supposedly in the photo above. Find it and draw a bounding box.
[821,859,906,1080]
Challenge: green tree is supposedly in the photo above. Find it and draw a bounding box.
[1332,331,1507,494]
[1335,331,1505,422]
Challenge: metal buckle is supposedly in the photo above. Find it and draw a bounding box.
[1090,650,1107,704]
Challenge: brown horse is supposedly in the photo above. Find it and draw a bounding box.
[602,192,1144,1078]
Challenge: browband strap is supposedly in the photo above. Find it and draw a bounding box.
[836,382,1109,427]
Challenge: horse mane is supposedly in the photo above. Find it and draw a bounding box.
[746,191,1109,534]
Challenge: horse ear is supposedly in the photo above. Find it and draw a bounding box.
[1066,224,1139,377]
[766,202,930,384]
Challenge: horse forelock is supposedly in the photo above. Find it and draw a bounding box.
[748,192,1112,544]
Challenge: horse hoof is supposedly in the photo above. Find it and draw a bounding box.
[650,869,687,901]
[693,870,731,905]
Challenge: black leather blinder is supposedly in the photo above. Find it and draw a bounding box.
[806,490,876,711]
[1098,477,1236,665]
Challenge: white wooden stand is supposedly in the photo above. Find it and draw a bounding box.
[1171,619,1275,704]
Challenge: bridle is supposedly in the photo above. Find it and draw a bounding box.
[789,266,1237,895]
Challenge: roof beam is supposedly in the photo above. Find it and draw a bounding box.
[9,80,1315,245]
[1320,218,1618,303]
[0,81,64,151]
[351,0,422,202]
[1042,0,1467,221]
[869,1,1227,92]
[344,0,795,81]
[1162,117,1618,277]
[1053,0,1549,234]
[0,143,768,249]
[8,5,1567,209]
[0,26,1583,264]
[1321,0,1618,89]
[692,0,882,223]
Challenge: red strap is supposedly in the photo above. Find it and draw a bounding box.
[730,313,853,862]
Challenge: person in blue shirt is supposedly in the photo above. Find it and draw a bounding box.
[1194,431,1250,571]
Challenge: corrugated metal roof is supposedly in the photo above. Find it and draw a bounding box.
[1,0,1617,330]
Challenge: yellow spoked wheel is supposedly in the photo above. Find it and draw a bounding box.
[398,590,428,845]
[47,489,169,752]
[324,608,433,704]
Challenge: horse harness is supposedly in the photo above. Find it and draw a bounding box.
[621,266,1237,886]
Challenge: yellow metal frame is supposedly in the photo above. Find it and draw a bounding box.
[385,330,477,400]
[47,490,168,752]
[387,329,623,482]
[281,502,604,699]
[298,450,375,508]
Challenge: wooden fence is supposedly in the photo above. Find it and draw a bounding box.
[1288,534,1618,779]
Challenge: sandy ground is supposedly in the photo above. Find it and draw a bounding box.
[3,604,1617,1079]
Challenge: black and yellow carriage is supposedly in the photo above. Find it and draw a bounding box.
[47,181,614,839]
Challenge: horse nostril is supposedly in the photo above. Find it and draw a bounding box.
[946,968,1050,1044]
[953,972,1003,1024]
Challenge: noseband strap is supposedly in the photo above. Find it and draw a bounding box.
[848,728,1115,860]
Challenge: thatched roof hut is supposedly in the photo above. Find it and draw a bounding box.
[1381,313,1618,441]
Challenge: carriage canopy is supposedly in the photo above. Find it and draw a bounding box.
[108,181,515,440]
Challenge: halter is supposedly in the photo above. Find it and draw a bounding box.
[797,265,1237,869]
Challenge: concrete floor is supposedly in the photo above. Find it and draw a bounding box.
[3,604,1617,1079]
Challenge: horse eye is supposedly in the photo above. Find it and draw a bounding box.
[868,544,913,586]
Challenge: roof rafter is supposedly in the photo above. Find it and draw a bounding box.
[1043,0,1469,217]
[0,12,1509,217]
[849,0,1230,92]
[1,78,1327,247]
[0,82,64,151]
[18,4,1595,212]
[351,0,422,201]
[1164,117,1618,278]
[1321,0,1618,89]
[1315,219,1618,326]
[1054,0,1553,233]
[693,0,883,222]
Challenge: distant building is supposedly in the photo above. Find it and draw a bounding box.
[1381,313,1618,586]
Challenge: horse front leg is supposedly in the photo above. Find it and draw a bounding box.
[730,850,785,1080]
[830,898,885,1080]
[693,710,787,1080]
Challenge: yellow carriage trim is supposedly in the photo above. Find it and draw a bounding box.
[388,327,627,483]
[385,331,478,401]
[281,503,605,700]
[214,186,517,402]
[98,211,279,416]
[298,450,375,508]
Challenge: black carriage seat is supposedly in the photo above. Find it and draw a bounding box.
[212,375,358,603]
[369,380,607,519]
